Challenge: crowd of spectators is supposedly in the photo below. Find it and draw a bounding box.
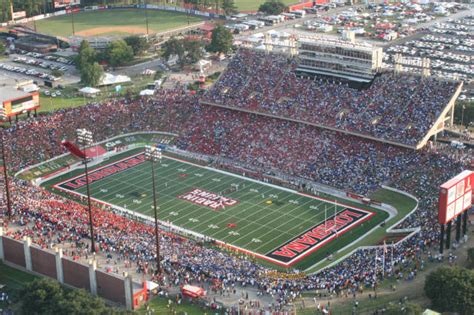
[0,74,471,311]
[203,49,459,146]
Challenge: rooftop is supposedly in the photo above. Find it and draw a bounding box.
[0,77,32,103]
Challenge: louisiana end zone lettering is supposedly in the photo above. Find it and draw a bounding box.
[58,154,146,191]
[266,209,373,264]
[177,188,239,210]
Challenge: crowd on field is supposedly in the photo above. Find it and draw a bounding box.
[0,63,472,312]
[203,49,459,146]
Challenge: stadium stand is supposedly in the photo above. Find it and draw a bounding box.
[1,77,472,312]
[201,49,462,149]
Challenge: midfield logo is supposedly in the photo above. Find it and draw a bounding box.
[177,188,239,210]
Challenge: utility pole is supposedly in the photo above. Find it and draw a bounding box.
[145,145,162,275]
[76,129,96,253]
[71,5,75,35]
[144,0,149,35]
[0,131,12,219]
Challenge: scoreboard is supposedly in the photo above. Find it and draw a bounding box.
[438,170,473,225]
[1,92,40,120]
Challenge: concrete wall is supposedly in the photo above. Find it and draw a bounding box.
[2,237,26,267]
[0,229,134,310]
[31,247,57,279]
[62,257,90,290]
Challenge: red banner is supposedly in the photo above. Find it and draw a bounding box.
[61,140,86,159]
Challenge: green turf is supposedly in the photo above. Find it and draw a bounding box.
[33,9,203,37]
[0,262,38,310]
[44,149,387,269]
[17,133,173,181]
[236,0,297,11]
[137,295,225,315]
[305,188,418,273]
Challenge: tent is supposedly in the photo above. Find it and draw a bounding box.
[139,89,155,96]
[78,87,101,97]
[98,73,131,87]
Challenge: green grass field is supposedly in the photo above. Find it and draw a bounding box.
[0,262,38,311]
[45,148,387,269]
[33,9,203,37]
[236,0,297,11]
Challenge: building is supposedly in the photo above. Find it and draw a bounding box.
[296,37,383,84]
[0,79,40,122]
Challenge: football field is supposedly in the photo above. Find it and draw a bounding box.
[46,149,386,268]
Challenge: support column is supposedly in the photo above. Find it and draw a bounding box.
[23,236,32,271]
[88,259,97,295]
[439,224,445,254]
[0,227,4,260]
[446,221,452,250]
[463,211,468,236]
[449,105,455,127]
[55,248,64,284]
[123,272,133,311]
[456,215,462,242]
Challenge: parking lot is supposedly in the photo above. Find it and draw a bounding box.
[0,49,80,86]
[232,2,473,101]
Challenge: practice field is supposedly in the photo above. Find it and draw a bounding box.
[46,149,387,269]
[32,9,203,37]
[235,0,296,11]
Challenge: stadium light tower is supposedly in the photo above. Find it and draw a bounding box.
[145,145,162,275]
[76,128,96,253]
[0,131,12,219]
[142,0,149,35]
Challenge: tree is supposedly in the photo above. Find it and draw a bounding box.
[57,289,109,315]
[154,70,164,81]
[106,40,134,67]
[162,37,185,65]
[0,41,6,55]
[124,35,150,56]
[20,278,64,315]
[183,40,204,64]
[208,25,233,54]
[258,0,286,15]
[81,62,104,87]
[425,266,474,315]
[76,40,97,70]
[19,278,126,315]
[51,69,64,78]
[468,248,474,269]
[221,0,238,16]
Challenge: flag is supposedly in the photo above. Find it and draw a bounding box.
[61,140,86,159]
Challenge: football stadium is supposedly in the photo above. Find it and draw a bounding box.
[0,3,473,315]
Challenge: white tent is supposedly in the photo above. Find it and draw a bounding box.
[99,73,131,86]
[79,87,101,95]
[139,89,155,96]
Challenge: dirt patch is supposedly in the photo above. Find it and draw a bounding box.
[75,26,148,37]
